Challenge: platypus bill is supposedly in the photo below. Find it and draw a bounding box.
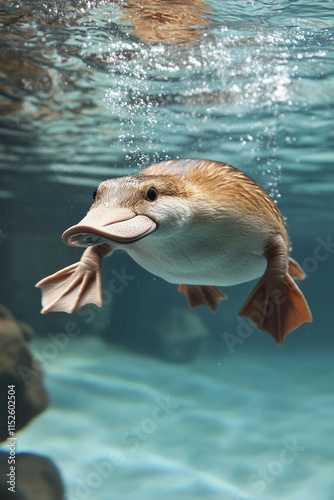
[36,159,312,346]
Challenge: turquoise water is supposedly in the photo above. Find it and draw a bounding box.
[0,0,333,499]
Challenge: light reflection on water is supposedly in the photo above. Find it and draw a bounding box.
[1,0,333,195]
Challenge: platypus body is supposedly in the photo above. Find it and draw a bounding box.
[36,159,312,346]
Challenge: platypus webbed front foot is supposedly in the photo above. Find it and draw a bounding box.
[239,234,312,346]
[179,284,227,312]
[35,244,112,314]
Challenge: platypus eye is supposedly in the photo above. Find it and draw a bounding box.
[145,186,158,202]
[93,189,97,201]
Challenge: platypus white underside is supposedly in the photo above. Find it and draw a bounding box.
[124,224,267,286]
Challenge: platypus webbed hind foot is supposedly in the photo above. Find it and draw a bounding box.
[239,234,312,346]
[179,284,227,312]
[35,244,111,314]
[288,257,306,280]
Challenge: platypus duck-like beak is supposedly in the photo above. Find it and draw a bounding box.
[62,207,156,247]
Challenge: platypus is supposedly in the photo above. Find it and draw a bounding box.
[36,159,312,346]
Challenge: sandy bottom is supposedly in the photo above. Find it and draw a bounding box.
[5,336,334,500]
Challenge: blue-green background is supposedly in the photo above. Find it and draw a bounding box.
[0,1,333,499]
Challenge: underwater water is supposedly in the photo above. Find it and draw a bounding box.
[0,0,333,499]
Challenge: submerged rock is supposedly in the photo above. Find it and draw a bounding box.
[0,305,48,443]
[0,452,65,500]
